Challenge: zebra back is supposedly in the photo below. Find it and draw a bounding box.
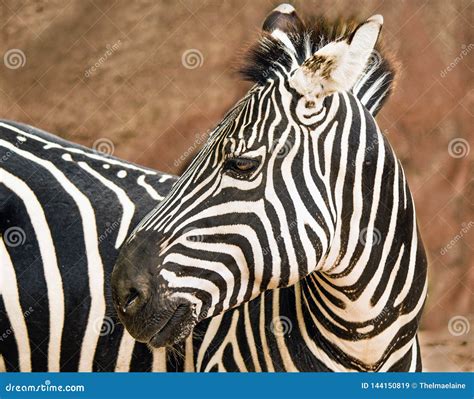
[0,120,177,371]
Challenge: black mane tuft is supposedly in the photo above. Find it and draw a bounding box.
[239,15,397,115]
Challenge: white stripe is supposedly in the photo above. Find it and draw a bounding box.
[264,83,299,284]
[78,161,135,248]
[0,354,6,371]
[226,312,248,372]
[353,63,377,95]
[394,199,419,307]
[294,283,347,371]
[114,331,135,372]
[137,175,164,200]
[369,88,389,114]
[0,240,32,372]
[243,302,262,372]
[320,93,353,272]
[202,312,247,372]
[161,270,220,315]
[196,313,224,371]
[272,292,297,371]
[151,348,167,372]
[409,339,418,372]
[0,122,156,175]
[271,30,298,67]
[378,339,415,372]
[163,253,236,311]
[0,139,106,372]
[158,175,174,183]
[378,281,427,371]
[259,295,274,372]
[360,74,388,106]
[1,169,64,371]
[400,164,408,209]
[184,335,194,372]
[331,97,367,277]
[161,213,265,301]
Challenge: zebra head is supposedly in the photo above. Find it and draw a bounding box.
[112,4,395,348]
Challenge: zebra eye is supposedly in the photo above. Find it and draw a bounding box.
[223,158,259,175]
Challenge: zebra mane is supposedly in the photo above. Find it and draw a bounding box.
[239,15,397,115]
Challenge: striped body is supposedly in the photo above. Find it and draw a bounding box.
[111,6,427,372]
[0,102,426,372]
[0,121,177,371]
[189,93,427,371]
[124,89,427,371]
[1,5,428,373]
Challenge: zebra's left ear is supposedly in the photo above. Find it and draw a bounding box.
[289,15,383,104]
[262,3,305,34]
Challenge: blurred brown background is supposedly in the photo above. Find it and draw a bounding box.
[0,0,472,370]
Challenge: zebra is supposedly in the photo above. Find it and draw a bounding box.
[112,4,428,372]
[1,4,426,373]
[0,120,181,371]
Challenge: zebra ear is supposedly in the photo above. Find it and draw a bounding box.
[289,15,383,104]
[262,4,305,35]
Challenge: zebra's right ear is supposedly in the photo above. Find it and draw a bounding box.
[289,15,383,106]
[262,4,305,35]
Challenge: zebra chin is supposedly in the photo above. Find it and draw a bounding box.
[116,291,198,348]
[145,301,198,348]
[111,254,200,348]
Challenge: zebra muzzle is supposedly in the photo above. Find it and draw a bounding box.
[147,301,196,348]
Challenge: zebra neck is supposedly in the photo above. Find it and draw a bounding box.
[289,219,424,371]
[287,270,389,371]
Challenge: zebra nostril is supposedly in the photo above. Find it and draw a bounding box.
[122,288,140,314]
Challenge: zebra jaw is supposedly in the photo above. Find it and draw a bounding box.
[147,297,200,348]
[125,297,199,349]
[147,303,198,348]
